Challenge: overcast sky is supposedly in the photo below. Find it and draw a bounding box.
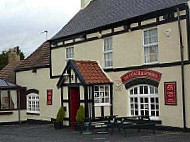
[0,0,80,57]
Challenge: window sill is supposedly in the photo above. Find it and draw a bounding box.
[103,67,113,70]
[26,112,40,116]
[150,117,160,121]
[94,104,111,107]
[129,115,160,121]
[0,111,13,115]
[144,62,159,65]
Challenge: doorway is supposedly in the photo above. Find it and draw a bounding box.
[70,87,80,127]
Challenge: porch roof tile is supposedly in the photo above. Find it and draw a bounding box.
[75,60,111,84]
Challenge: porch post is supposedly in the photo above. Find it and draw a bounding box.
[110,83,113,116]
[61,87,63,107]
[91,85,95,118]
[84,86,89,117]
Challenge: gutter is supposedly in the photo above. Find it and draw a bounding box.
[15,65,50,72]
[177,7,187,130]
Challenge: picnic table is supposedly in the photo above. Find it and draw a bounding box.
[81,115,117,134]
[113,115,161,135]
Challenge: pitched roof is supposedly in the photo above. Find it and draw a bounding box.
[75,60,111,84]
[51,0,188,40]
[57,60,111,87]
[0,61,22,84]
[16,41,50,71]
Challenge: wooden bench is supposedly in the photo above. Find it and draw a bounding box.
[81,115,116,134]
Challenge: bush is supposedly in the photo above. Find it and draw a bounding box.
[76,106,85,123]
[56,107,65,123]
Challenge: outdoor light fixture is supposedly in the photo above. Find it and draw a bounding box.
[165,29,171,37]
[124,24,131,32]
[63,73,69,80]
[79,34,86,39]
[32,69,37,73]
[97,32,102,38]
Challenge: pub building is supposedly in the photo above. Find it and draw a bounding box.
[14,0,190,129]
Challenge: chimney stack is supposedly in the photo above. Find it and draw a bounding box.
[8,46,20,63]
[81,0,93,9]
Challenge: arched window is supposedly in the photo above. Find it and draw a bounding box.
[129,85,159,119]
[27,93,40,114]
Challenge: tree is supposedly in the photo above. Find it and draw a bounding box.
[0,49,25,70]
[0,51,8,70]
[20,52,25,60]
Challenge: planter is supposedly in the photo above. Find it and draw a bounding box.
[54,121,63,130]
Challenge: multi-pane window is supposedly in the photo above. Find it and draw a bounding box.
[27,93,40,114]
[104,38,113,68]
[66,47,74,60]
[129,85,159,119]
[143,28,158,64]
[0,90,17,110]
[94,85,110,106]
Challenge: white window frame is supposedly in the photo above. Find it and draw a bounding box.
[94,85,110,107]
[27,93,40,114]
[128,85,159,120]
[103,37,113,68]
[143,28,159,64]
[66,47,74,61]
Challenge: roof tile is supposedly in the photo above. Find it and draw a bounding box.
[0,61,22,84]
[16,41,50,71]
[74,60,110,84]
[51,0,188,40]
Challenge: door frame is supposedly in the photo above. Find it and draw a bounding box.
[68,86,80,127]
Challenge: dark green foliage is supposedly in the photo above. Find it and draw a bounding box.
[20,52,25,60]
[0,51,8,70]
[56,107,65,123]
[76,106,85,123]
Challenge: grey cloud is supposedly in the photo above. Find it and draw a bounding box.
[0,0,80,57]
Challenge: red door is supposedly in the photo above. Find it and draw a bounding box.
[70,87,80,127]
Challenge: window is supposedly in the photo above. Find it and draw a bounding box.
[104,38,113,68]
[27,93,40,114]
[94,85,110,106]
[129,85,159,119]
[66,47,74,60]
[0,90,17,110]
[143,28,158,64]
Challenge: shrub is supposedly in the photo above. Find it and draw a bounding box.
[56,107,65,123]
[76,106,85,123]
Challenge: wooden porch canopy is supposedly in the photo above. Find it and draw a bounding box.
[57,60,112,88]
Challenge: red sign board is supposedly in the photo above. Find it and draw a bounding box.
[47,89,53,105]
[121,69,162,83]
[164,82,177,105]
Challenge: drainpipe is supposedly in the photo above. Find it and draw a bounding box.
[18,89,21,125]
[177,8,187,130]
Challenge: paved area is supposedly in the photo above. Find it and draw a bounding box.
[0,124,189,142]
